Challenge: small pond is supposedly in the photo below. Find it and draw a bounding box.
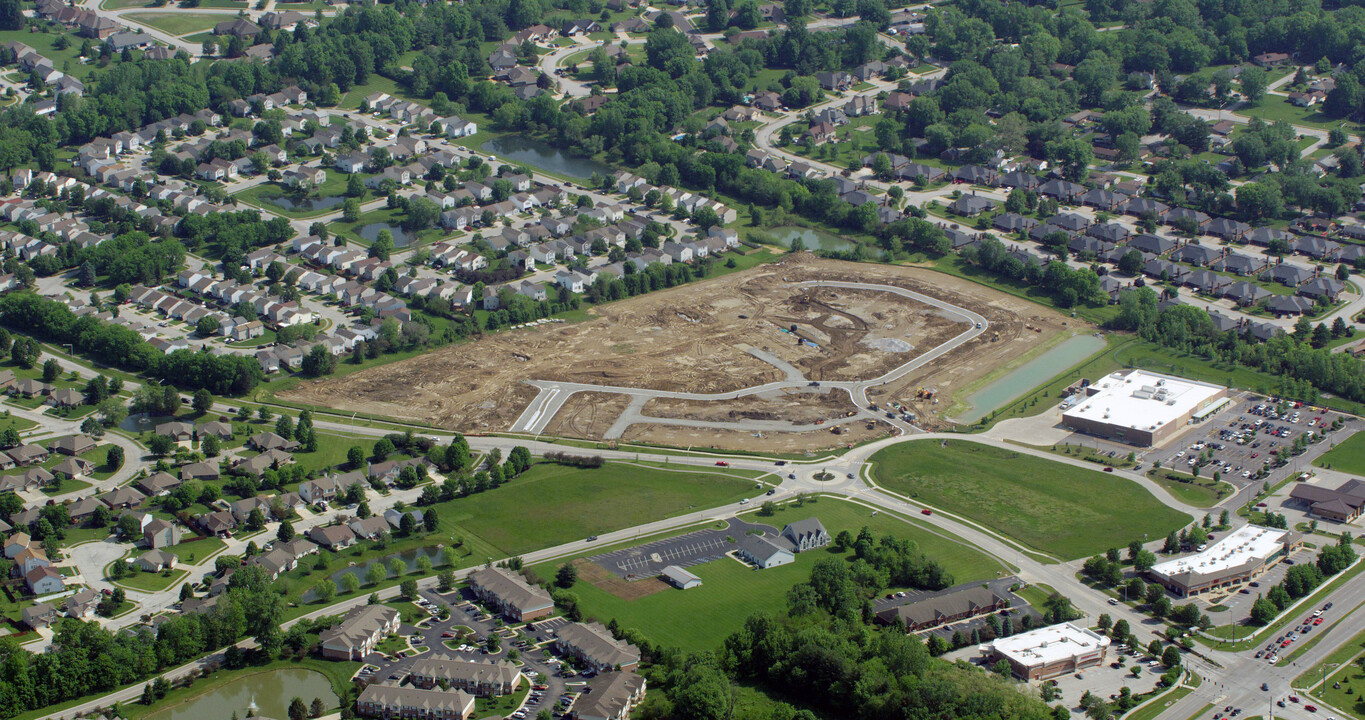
[302,546,448,602]
[481,135,612,179]
[357,223,416,248]
[955,334,1109,423]
[261,195,345,213]
[145,668,337,720]
[770,227,860,254]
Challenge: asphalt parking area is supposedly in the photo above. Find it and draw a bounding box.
[1154,398,1353,495]
[588,517,778,580]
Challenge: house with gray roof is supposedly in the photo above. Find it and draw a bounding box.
[556,622,640,672]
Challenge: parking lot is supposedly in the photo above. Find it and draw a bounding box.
[352,589,585,720]
[944,644,1163,716]
[1189,545,1315,621]
[588,517,778,580]
[1151,398,1356,500]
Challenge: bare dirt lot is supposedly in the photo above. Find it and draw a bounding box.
[641,387,855,424]
[280,255,1077,436]
[573,558,669,601]
[539,392,633,439]
[620,419,894,454]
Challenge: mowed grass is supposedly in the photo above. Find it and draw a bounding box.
[123,12,224,36]
[447,462,753,557]
[869,440,1189,560]
[1314,431,1365,475]
[531,498,1005,653]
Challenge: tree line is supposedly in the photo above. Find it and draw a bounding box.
[1110,288,1365,405]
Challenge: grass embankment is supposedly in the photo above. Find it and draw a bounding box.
[868,440,1189,560]
[1146,469,1235,508]
[1314,432,1365,475]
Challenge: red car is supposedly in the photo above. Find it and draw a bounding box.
[1305,706,1317,713]
[1314,618,1323,625]
[921,508,932,515]
[715,461,729,466]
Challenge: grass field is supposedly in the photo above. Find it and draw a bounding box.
[449,461,755,556]
[869,440,1190,560]
[530,497,1005,653]
[1147,469,1235,507]
[123,12,223,36]
[1314,432,1365,475]
[169,536,227,565]
[114,567,188,592]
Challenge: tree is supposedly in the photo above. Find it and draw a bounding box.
[556,562,578,588]
[192,388,213,415]
[342,572,361,595]
[10,337,36,369]
[301,344,337,377]
[401,579,418,600]
[203,434,220,457]
[310,698,325,718]
[106,445,124,471]
[148,434,175,457]
[424,508,438,532]
[1239,66,1267,105]
[365,561,387,586]
[1161,645,1181,668]
[289,697,307,720]
[41,358,60,383]
[347,446,366,470]
[277,519,295,542]
[373,438,396,462]
[314,579,336,604]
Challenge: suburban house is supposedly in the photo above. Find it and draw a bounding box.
[143,518,179,549]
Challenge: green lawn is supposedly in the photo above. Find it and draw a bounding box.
[448,461,755,556]
[1315,657,1365,720]
[1147,469,1235,507]
[1314,432,1365,475]
[0,29,101,80]
[1240,94,1344,131]
[868,440,1190,560]
[474,684,529,719]
[530,497,1005,653]
[123,12,223,36]
[40,475,92,496]
[169,536,227,566]
[114,567,188,592]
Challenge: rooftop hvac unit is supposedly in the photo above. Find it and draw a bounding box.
[1157,379,1166,386]
[1167,399,1177,405]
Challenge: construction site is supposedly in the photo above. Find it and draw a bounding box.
[279,255,1077,449]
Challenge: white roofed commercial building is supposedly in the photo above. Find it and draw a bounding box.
[1147,524,1302,597]
[987,622,1111,681]
[1061,369,1228,446]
